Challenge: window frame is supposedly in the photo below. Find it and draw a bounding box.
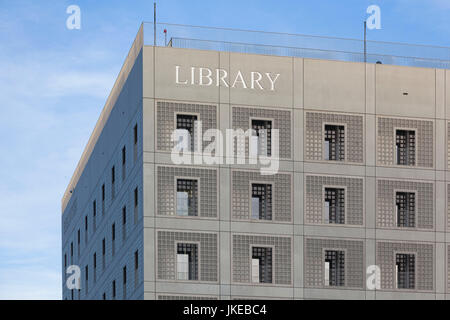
[249,244,275,285]
[322,184,347,225]
[249,116,275,158]
[174,112,201,153]
[394,188,417,229]
[174,176,201,217]
[322,122,347,162]
[322,248,347,288]
[174,241,201,282]
[394,251,417,290]
[394,127,417,167]
[248,180,274,221]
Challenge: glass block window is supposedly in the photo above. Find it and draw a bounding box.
[176,179,198,216]
[324,187,345,224]
[396,130,416,166]
[251,183,272,220]
[324,250,345,287]
[176,114,198,152]
[324,124,345,161]
[396,192,415,228]
[177,243,198,281]
[251,119,272,157]
[396,253,415,289]
[252,247,273,283]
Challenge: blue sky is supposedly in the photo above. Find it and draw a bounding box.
[0,0,449,300]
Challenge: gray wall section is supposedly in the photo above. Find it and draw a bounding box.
[62,50,144,300]
[64,41,450,300]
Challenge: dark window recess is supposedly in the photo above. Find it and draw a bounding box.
[176,114,197,152]
[396,192,415,228]
[252,247,273,283]
[324,125,345,161]
[93,200,97,231]
[77,229,80,257]
[111,223,116,256]
[123,266,127,299]
[396,253,415,289]
[101,184,105,215]
[122,146,126,180]
[112,280,116,299]
[176,179,198,216]
[325,250,345,287]
[324,188,345,224]
[134,250,139,288]
[251,119,272,156]
[111,166,115,199]
[102,238,106,270]
[93,253,97,283]
[251,184,272,220]
[134,187,138,224]
[85,265,89,295]
[133,124,138,162]
[122,206,127,241]
[177,243,198,281]
[396,130,416,166]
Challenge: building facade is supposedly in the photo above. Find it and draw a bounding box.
[62,25,450,300]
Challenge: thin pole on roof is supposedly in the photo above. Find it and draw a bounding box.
[154,2,157,46]
[364,21,367,63]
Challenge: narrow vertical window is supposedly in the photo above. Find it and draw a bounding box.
[111,166,115,200]
[102,238,106,270]
[122,146,126,181]
[176,179,198,216]
[112,280,116,300]
[85,265,88,296]
[93,253,97,283]
[70,242,73,264]
[122,206,127,242]
[123,266,127,299]
[396,192,416,228]
[134,250,139,289]
[134,187,138,224]
[396,253,415,289]
[324,188,345,224]
[111,223,116,256]
[133,124,138,163]
[324,124,345,161]
[396,130,416,166]
[251,183,272,220]
[84,215,88,244]
[251,247,272,283]
[77,229,80,257]
[324,250,345,287]
[93,200,97,232]
[101,184,105,216]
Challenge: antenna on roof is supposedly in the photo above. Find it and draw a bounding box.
[364,21,367,63]
[154,2,157,46]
